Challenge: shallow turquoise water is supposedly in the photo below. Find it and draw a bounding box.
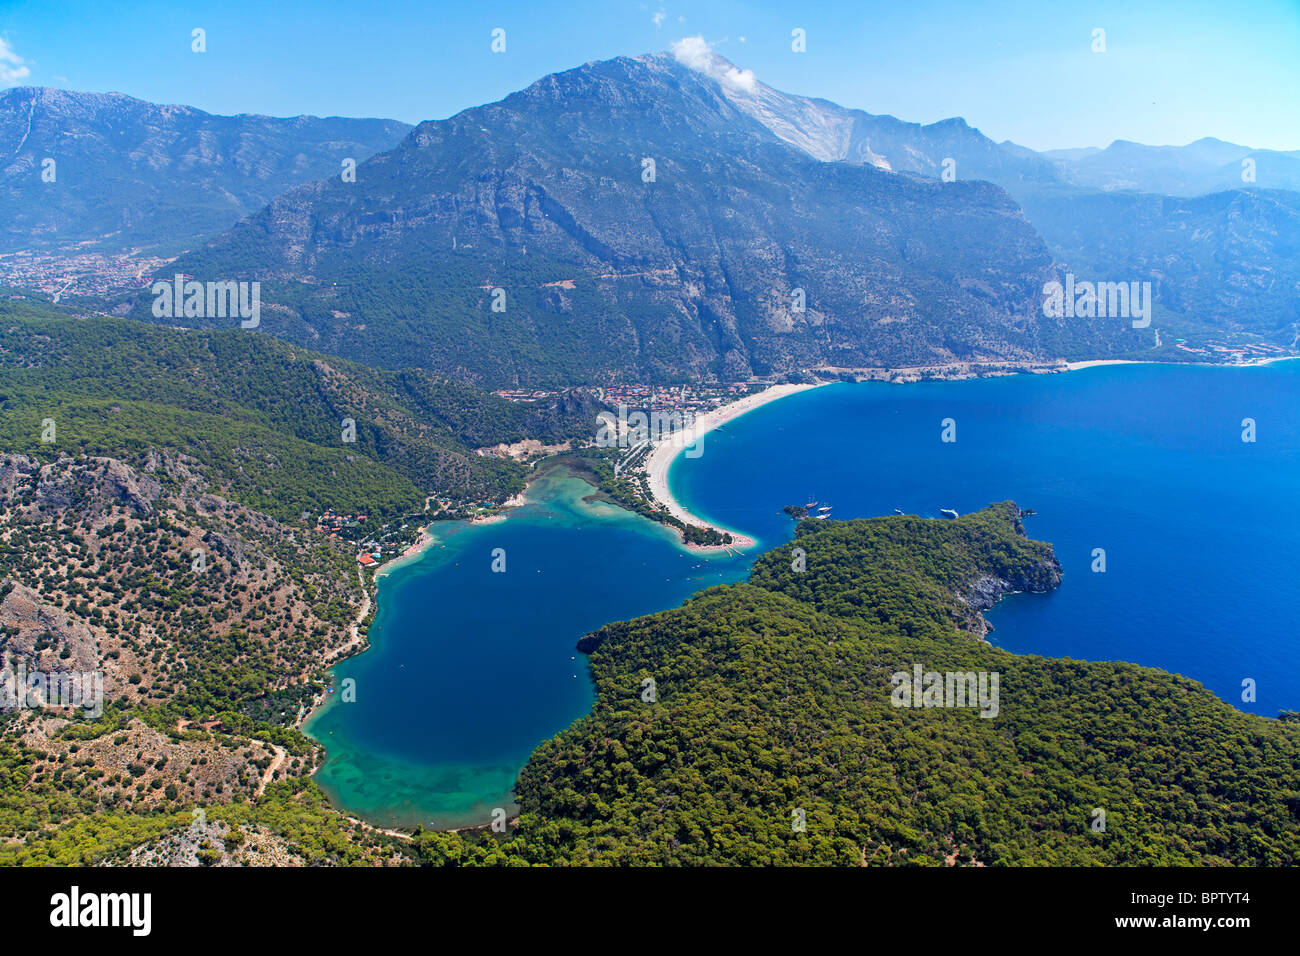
[304,468,751,829]
[310,361,1300,828]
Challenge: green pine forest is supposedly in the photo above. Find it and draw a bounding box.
[2,302,1298,865]
[0,303,597,522]
[410,506,1300,865]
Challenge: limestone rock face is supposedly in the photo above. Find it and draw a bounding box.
[163,54,1144,386]
[0,86,411,254]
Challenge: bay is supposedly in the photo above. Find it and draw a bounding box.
[673,362,1300,717]
[309,360,1300,828]
[303,466,751,829]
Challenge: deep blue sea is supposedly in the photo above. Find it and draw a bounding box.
[308,361,1300,827]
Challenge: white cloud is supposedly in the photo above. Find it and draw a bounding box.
[670,35,712,70]
[670,35,757,93]
[653,9,665,28]
[0,37,30,85]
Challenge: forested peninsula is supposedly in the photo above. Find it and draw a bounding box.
[3,303,1298,866]
[414,504,1300,866]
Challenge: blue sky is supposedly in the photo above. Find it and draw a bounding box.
[2,0,1297,151]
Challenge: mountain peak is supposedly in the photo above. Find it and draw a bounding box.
[0,85,199,119]
[928,116,972,131]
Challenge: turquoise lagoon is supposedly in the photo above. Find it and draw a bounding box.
[310,361,1300,827]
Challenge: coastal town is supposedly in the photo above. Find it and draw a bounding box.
[333,380,794,569]
[355,338,1300,571]
[492,381,755,412]
[1169,337,1294,363]
[312,507,425,569]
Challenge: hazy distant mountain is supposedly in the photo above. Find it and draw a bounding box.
[1018,186,1300,343]
[157,54,1142,386]
[689,46,1063,190]
[1049,137,1300,196]
[0,87,411,254]
[715,57,1299,199]
[687,52,1297,348]
[1040,147,1102,162]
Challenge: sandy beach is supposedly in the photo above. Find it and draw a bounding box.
[1064,359,1142,371]
[642,382,827,551]
[1067,354,1299,372]
[375,491,530,578]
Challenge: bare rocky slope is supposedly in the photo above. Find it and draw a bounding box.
[0,86,410,254]
[156,54,1148,385]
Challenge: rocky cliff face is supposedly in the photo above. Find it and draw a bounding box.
[0,453,162,513]
[159,54,1143,385]
[0,581,100,680]
[663,52,1300,356]
[0,86,410,254]
[955,509,1063,638]
[960,565,1062,638]
[700,47,1061,188]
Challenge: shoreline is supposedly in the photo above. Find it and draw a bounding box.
[642,382,828,551]
[302,353,1297,725]
[813,352,1300,383]
[360,354,1298,574]
[294,354,1298,832]
[374,491,530,580]
[637,354,1300,537]
[1066,354,1300,372]
[300,492,534,731]
[300,388,806,806]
